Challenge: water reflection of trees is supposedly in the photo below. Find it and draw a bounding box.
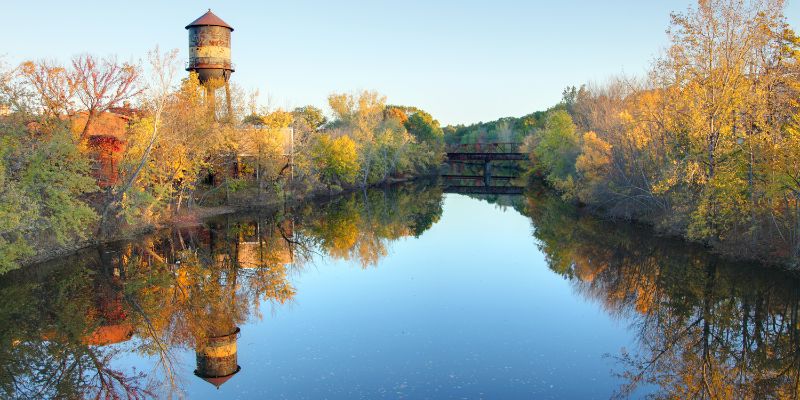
[523,185,800,399]
[9,181,799,398]
[0,260,153,398]
[0,182,443,399]
[303,186,443,267]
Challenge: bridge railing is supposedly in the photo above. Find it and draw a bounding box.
[446,142,522,154]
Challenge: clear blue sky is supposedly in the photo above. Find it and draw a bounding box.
[3,1,800,125]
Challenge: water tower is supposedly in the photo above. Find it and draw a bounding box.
[186,9,234,120]
[194,326,241,389]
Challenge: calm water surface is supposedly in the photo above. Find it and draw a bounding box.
[3,183,799,399]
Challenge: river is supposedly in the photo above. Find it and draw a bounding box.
[2,181,798,399]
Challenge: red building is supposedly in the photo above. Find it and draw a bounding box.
[71,107,137,187]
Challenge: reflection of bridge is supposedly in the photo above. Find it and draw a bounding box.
[441,173,524,195]
[443,185,524,195]
[442,142,526,195]
[441,174,515,180]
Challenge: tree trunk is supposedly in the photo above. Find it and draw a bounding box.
[707,135,716,179]
[80,109,97,141]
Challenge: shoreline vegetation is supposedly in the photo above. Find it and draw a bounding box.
[446,0,800,268]
[0,51,445,272]
[20,175,429,267]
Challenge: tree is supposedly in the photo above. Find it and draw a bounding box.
[0,134,36,273]
[19,60,77,118]
[533,110,581,195]
[242,113,264,127]
[384,106,409,125]
[404,110,444,145]
[662,0,788,180]
[0,128,98,273]
[237,110,292,194]
[526,0,800,261]
[292,105,327,131]
[575,131,612,202]
[327,91,386,186]
[108,48,180,227]
[71,54,141,141]
[261,109,293,129]
[311,134,359,188]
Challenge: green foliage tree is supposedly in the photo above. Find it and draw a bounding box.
[0,125,97,273]
[292,105,327,131]
[312,134,359,188]
[21,130,98,243]
[324,93,444,185]
[0,135,36,273]
[533,110,581,195]
[405,111,444,145]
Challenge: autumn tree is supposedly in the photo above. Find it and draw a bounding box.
[523,0,800,262]
[325,92,444,184]
[328,91,385,185]
[110,48,182,225]
[574,131,612,203]
[71,54,141,141]
[241,109,293,194]
[311,134,359,189]
[19,60,77,118]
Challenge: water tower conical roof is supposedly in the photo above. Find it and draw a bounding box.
[186,10,233,31]
[195,366,241,389]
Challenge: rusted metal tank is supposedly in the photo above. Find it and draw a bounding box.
[185,9,234,84]
[194,326,241,388]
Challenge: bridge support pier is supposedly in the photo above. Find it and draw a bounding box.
[483,161,492,186]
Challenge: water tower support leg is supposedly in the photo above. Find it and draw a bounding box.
[206,85,216,121]
[225,82,233,122]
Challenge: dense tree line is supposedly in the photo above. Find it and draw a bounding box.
[523,0,800,265]
[443,111,548,146]
[0,50,445,273]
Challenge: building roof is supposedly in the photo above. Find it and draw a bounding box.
[186,10,234,31]
[84,324,135,346]
[195,366,241,389]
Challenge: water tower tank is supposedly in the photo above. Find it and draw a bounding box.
[185,10,234,84]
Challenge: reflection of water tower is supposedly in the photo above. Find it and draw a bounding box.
[185,9,235,120]
[194,326,241,389]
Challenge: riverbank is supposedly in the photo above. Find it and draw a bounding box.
[18,174,430,268]
[523,173,799,270]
